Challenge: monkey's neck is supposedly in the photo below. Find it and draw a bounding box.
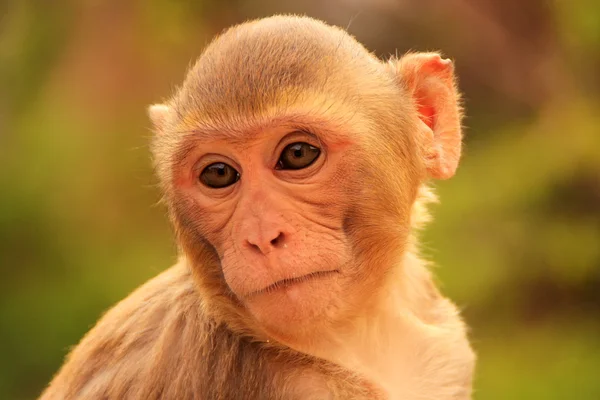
[311,251,443,396]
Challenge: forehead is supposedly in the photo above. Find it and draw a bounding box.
[171,17,380,130]
[169,96,374,167]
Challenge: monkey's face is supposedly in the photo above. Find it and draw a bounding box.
[168,120,402,341]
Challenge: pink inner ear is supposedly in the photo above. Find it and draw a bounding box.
[417,100,436,130]
[396,53,461,180]
[414,58,452,131]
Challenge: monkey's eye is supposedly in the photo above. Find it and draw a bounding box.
[199,162,240,188]
[276,142,321,170]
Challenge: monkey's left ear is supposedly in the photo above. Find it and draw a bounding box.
[390,53,462,179]
[148,104,171,133]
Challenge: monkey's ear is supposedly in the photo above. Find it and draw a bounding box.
[148,104,171,133]
[391,53,462,179]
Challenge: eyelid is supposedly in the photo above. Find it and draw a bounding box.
[276,130,321,147]
[193,154,242,176]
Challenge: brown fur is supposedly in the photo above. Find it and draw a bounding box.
[40,15,474,399]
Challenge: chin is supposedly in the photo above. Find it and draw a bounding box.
[243,272,343,343]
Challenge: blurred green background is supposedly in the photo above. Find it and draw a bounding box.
[1,1,599,399]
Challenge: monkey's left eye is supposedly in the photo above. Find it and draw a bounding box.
[276,142,321,170]
[199,162,240,188]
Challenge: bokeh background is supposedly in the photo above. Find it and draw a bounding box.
[1,0,599,399]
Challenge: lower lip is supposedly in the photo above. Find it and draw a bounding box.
[250,270,339,298]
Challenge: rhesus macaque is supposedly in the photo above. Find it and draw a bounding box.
[41,15,475,400]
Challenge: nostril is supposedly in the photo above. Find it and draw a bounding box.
[246,232,286,254]
[248,242,261,252]
[270,232,285,247]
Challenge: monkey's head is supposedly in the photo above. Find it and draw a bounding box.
[149,16,462,346]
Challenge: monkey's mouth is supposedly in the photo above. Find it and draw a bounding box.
[247,270,340,298]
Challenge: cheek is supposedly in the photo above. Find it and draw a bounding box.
[176,192,237,249]
[289,227,352,267]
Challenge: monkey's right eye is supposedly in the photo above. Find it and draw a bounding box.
[199,162,240,188]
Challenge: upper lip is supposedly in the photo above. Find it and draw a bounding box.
[245,269,339,298]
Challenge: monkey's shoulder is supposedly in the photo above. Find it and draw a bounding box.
[40,264,201,398]
[40,264,382,399]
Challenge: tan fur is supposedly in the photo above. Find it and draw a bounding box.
[40,15,474,399]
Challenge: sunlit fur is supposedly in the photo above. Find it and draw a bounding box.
[40,15,474,399]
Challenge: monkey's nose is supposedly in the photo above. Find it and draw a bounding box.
[246,231,287,255]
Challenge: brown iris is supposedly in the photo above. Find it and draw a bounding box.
[276,142,321,170]
[199,162,240,188]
